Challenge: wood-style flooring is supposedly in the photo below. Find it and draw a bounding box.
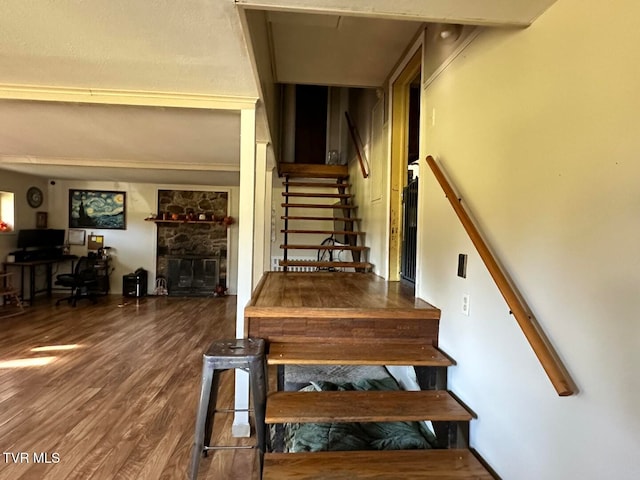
[0,295,259,480]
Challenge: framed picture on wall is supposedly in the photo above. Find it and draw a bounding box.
[68,190,126,230]
[68,229,86,246]
[36,211,48,229]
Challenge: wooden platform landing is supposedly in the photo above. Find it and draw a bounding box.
[245,272,441,345]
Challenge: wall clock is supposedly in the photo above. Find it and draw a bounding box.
[27,187,43,208]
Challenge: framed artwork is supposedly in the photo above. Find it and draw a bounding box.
[36,211,48,229]
[68,229,86,246]
[68,190,126,230]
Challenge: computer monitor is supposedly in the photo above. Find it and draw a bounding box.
[16,229,65,250]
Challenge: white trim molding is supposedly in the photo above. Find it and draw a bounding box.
[0,84,258,111]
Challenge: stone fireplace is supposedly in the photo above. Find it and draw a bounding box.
[156,190,228,296]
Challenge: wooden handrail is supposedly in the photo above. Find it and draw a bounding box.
[425,155,574,396]
[345,112,369,179]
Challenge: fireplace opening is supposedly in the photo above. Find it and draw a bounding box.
[167,256,219,296]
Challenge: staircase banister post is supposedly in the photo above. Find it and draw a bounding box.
[425,155,575,397]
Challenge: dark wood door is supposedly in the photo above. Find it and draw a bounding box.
[294,85,328,164]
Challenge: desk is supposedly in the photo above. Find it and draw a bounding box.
[2,256,78,305]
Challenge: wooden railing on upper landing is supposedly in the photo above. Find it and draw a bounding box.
[345,112,369,179]
[425,155,575,397]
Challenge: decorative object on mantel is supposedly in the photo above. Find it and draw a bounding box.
[144,215,235,227]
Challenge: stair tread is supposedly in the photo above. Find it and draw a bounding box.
[281,216,360,222]
[268,342,453,366]
[281,244,368,251]
[281,230,365,235]
[283,192,352,198]
[282,203,357,209]
[266,390,472,424]
[279,163,349,179]
[279,260,372,269]
[284,181,351,188]
[263,449,493,479]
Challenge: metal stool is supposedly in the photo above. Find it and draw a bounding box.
[189,338,267,479]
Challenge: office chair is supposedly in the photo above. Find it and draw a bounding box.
[55,256,99,307]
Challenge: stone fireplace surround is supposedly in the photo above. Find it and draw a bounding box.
[156,190,228,296]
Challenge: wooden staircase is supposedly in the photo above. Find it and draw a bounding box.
[278,163,373,272]
[246,272,496,479]
[262,345,493,479]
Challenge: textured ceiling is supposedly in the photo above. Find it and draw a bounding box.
[269,13,424,87]
[0,0,257,96]
[0,1,557,185]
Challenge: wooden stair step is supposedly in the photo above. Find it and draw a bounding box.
[281,244,368,251]
[266,390,472,424]
[263,449,494,479]
[268,342,453,367]
[281,216,360,222]
[282,203,357,209]
[283,192,352,199]
[283,181,351,188]
[280,230,364,236]
[278,260,372,270]
[279,163,348,179]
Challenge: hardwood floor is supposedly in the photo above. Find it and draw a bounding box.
[0,295,259,480]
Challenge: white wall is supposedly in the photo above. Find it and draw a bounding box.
[418,1,640,478]
[347,88,389,277]
[47,179,240,296]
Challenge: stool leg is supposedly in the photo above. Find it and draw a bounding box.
[190,360,215,480]
[203,370,221,454]
[249,358,267,476]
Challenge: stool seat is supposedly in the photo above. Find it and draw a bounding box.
[204,338,265,367]
[190,337,267,479]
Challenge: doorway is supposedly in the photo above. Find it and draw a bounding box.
[400,73,421,285]
[294,85,328,164]
[389,50,421,281]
